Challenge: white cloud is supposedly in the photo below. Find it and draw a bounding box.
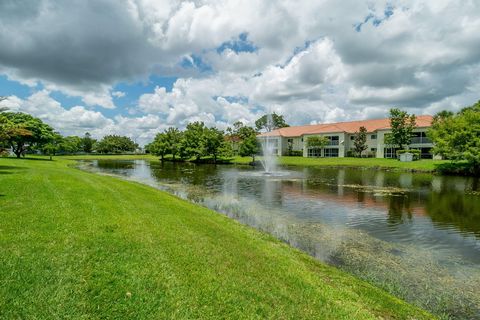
[2,91,165,145]
[112,91,126,98]
[1,0,480,133]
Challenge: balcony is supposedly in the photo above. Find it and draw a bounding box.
[410,137,432,144]
[327,140,339,146]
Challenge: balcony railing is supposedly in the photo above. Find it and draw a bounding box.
[410,137,432,144]
[327,140,339,146]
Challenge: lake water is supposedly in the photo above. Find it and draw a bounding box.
[80,159,480,319]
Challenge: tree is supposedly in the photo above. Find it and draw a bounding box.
[164,127,182,161]
[204,127,225,163]
[306,136,328,150]
[1,112,55,158]
[255,113,289,132]
[82,132,96,153]
[42,133,63,160]
[60,136,83,154]
[238,133,259,162]
[388,108,416,150]
[225,121,247,155]
[353,126,368,157]
[94,135,138,154]
[432,110,454,124]
[148,132,169,160]
[429,101,480,174]
[180,122,207,161]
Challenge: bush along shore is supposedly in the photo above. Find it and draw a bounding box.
[0,157,433,319]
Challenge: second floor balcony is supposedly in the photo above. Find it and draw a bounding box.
[410,136,432,144]
[327,140,339,146]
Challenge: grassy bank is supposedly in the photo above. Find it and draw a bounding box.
[0,157,432,319]
[233,156,450,172]
[60,154,451,173]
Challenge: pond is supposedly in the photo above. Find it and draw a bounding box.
[80,159,480,319]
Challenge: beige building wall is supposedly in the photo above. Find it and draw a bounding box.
[259,126,435,159]
[302,132,345,157]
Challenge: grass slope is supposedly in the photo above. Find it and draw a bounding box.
[233,156,449,172]
[0,157,433,319]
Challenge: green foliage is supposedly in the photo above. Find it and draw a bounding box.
[164,127,182,160]
[353,126,368,157]
[148,132,170,160]
[81,132,96,153]
[1,112,55,158]
[180,121,207,160]
[94,135,138,154]
[306,136,328,149]
[432,110,453,123]
[232,156,449,172]
[429,101,480,174]
[0,113,12,141]
[42,133,64,159]
[238,133,259,161]
[255,113,289,132]
[204,127,225,162]
[287,150,303,157]
[60,135,83,154]
[225,122,258,159]
[387,108,416,149]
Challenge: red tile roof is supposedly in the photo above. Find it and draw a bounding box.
[259,115,433,137]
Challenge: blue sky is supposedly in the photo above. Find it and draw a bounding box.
[0,1,479,144]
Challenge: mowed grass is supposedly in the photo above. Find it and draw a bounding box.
[233,156,450,172]
[61,154,449,172]
[0,157,433,319]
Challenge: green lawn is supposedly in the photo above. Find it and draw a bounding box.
[0,157,433,319]
[233,156,450,172]
[61,154,450,173]
[62,153,158,161]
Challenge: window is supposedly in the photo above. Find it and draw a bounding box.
[350,136,355,140]
[371,134,377,140]
[326,136,339,145]
[287,138,293,144]
[371,148,377,152]
[384,147,398,158]
[324,148,339,157]
[307,148,321,157]
[410,132,432,144]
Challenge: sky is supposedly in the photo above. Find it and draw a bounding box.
[0,0,479,145]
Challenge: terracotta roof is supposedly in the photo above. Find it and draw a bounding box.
[259,115,433,137]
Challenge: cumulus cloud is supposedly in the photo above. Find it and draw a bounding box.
[2,91,163,145]
[0,0,479,132]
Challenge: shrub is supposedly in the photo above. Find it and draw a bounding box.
[287,150,303,156]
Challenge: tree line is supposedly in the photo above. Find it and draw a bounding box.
[146,113,290,163]
[1,95,479,174]
[0,109,138,158]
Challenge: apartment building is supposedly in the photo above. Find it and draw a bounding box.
[257,115,436,159]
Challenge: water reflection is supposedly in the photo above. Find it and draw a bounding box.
[81,160,480,319]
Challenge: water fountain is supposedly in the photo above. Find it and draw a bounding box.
[259,113,278,174]
[260,137,278,174]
